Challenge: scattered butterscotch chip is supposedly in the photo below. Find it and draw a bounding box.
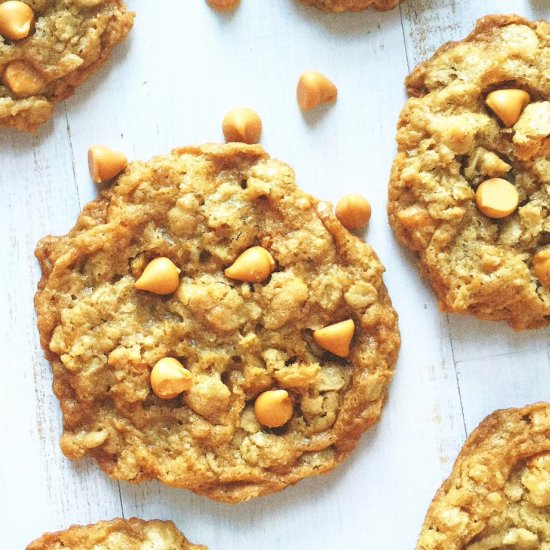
[135,257,181,295]
[222,107,262,144]
[313,319,355,357]
[206,0,240,11]
[486,88,530,127]
[88,145,128,184]
[335,194,372,229]
[254,389,294,428]
[2,60,45,97]
[0,1,34,41]
[296,71,337,111]
[26,518,207,550]
[224,246,275,283]
[533,249,550,290]
[151,358,193,399]
[475,178,519,219]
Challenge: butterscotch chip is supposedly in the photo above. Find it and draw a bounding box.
[0,0,134,132]
[416,403,550,550]
[35,143,400,503]
[26,518,207,549]
[388,16,550,330]
[297,0,403,12]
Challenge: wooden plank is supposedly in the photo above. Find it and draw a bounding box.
[0,117,122,549]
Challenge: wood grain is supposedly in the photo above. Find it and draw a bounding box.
[1,1,549,548]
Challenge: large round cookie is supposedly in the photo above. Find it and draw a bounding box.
[35,143,400,503]
[416,403,550,550]
[388,15,550,330]
[27,518,207,549]
[0,0,134,132]
[297,0,402,12]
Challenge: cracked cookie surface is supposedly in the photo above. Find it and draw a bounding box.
[388,15,550,329]
[297,0,402,12]
[416,403,550,550]
[27,518,207,550]
[0,0,133,132]
[35,143,400,503]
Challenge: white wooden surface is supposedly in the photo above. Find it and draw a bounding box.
[1,1,549,548]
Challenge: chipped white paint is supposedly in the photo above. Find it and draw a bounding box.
[1,1,548,548]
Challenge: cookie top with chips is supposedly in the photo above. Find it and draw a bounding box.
[27,518,206,550]
[35,143,399,503]
[0,0,133,132]
[388,15,550,329]
[416,403,550,550]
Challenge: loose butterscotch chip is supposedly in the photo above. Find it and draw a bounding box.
[26,518,207,550]
[35,143,399,503]
[222,107,262,144]
[88,145,128,184]
[296,71,338,111]
[335,194,372,229]
[206,0,239,11]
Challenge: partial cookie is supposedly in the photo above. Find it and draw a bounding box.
[388,15,550,330]
[0,0,134,132]
[297,0,402,11]
[416,403,550,550]
[27,518,207,549]
[35,143,400,503]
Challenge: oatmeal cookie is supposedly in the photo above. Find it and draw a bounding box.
[27,518,207,549]
[0,0,134,132]
[35,143,400,503]
[416,403,550,550]
[297,0,402,12]
[388,15,550,330]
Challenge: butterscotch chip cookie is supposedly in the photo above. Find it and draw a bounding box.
[416,403,550,550]
[0,0,134,132]
[388,15,550,330]
[35,143,400,503]
[27,518,207,549]
[297,0,402,11]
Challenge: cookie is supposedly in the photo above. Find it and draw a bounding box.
[35,143,400,503]
[297,0,402,12]
[416,403,550,550]
[26,518,207,549]
[388,15,550,330]
[0,0,134,132]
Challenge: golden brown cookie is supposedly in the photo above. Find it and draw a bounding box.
[297,0,402,12]
[35,143,400,503]
[388,15,550,330]
[0,0,134,132]
[27,518,207,549]
[416,403,550,550]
